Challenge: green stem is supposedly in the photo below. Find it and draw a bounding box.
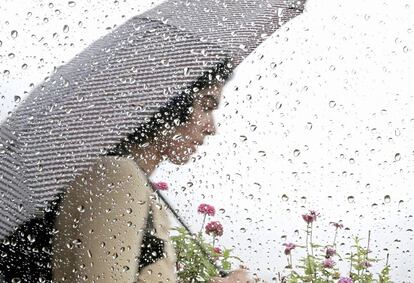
[310,222,314,257]
[306,224,310,256]
[310,222,317,282]
[200,214,207,235]
[333,228,338,247]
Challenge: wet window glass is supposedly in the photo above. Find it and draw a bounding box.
[0,0,412,282]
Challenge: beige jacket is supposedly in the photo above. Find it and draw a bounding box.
[52,156,177,283]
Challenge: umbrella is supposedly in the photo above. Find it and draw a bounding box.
[0,0,306,241]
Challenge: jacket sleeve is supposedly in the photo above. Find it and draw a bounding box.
[52,156,152,283]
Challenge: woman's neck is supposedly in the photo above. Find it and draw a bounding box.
[129,142,165,176]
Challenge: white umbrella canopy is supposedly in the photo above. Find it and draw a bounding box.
[0,0,305,242]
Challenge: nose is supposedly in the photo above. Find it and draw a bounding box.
[203,114,216,136]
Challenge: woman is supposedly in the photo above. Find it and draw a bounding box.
[51,69,252,282]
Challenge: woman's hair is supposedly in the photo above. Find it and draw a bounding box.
[107,62,231,156]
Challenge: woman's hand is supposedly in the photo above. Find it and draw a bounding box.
[209,267,254,283]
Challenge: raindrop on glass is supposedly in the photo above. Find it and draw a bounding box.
[281,194,289,201]
[63,25,69,33]
[68,1,76,7]
[394,153,401,161]
[384,195,391,203]
[293,149,300,157]
[329,101,336,108]
[11,30,18,39]
[14,96,21,103]
[347,196,355,203]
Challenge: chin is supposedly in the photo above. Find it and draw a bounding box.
[168,147,195,165]
[170,155,191,165]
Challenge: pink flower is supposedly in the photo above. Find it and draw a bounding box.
[283,243,296,255]
[323,258,335,268]
[302,210,320,224]
[205,221,223,237]
[325,247,336,258]
[153,182,168,191]
[213,247,222,254]
[330,222,344,229]
[338,277,353,283]
[197,203,216,216]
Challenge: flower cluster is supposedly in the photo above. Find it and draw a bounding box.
[281,209,392,283]
[283,242,296,255]
[153,181,169,191]
[302,210,320,224]
[205,221,224,237]
[330,222,344,229]
[326,247,336,258]
[171,201,237,283]
[198,203,216,216]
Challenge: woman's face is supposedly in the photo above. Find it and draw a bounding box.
[162,83,223,165]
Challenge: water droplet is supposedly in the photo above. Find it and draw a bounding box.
[122,266,130,272]
[275,102,282,109]
[21,63,28,70]
[11,30,18,39]
[8,53,15,59]
[126,208,132,214]
[63,25,69,33]
[27,234,35,243]
[403,46,409,53]
[384,195,391,203]
[293,149,300,157]
[240,227,246,233]
[239,135,247,142]
[68,1,76,7]
[0,40,2,47]
[306,122,313,130]
[14,96,21,103]
[4,70,10,75]
[329,101,336,108]
[347,196,355,203]
[77,205,85,212]
[329,65,336,71]
[183,67,189,76]
[395,128,401,136]
[281,194,289,201]
[394,153,401,161]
